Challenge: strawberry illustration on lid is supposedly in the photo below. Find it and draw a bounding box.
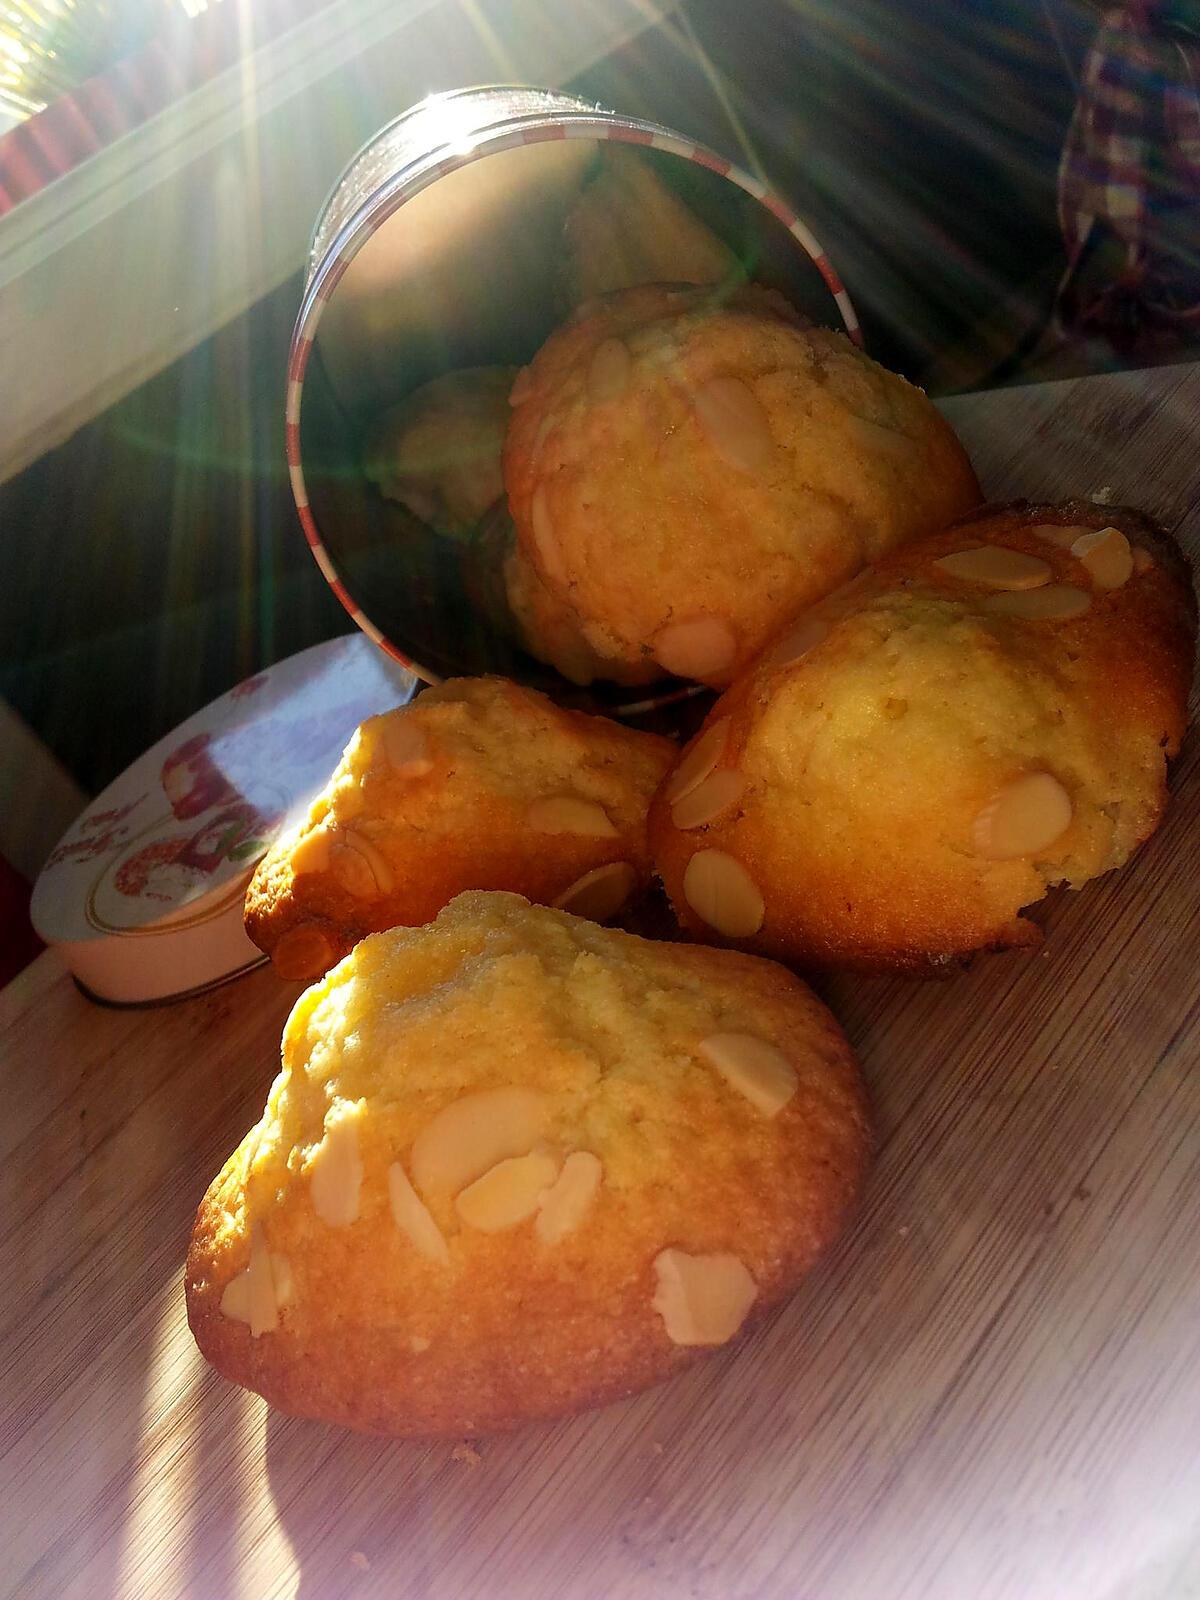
[31,636,416,1004]
[161,733,240,821]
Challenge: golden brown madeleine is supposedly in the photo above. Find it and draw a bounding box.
[187,893,870,1436]
[503,283,980,688]
[364,367,517,538]
[650,502,1196,973]
[244,678,674,980]
[503,537,659,688]
[467,501,657,688]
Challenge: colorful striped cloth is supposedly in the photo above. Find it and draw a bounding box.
[1057,1,1200,331]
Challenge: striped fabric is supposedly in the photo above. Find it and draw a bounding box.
[1057,2,1200,327]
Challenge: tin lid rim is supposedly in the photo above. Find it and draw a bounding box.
[307,84,603,270]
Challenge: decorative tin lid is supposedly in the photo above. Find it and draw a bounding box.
[31,635,415,1004]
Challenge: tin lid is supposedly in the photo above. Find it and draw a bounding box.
[31,635,415,1005]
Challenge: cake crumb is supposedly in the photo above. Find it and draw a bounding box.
[349,1552,370,1572]
[452,1441,482,1468]
[1090,485,1114,504]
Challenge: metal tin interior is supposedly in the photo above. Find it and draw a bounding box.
[287,87,861,713]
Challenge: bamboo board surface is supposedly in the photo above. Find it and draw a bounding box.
[2,364,1199,1600]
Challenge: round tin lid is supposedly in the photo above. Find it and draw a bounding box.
[31,635,416,1005]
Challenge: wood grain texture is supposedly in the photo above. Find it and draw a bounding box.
[2,366,1199,1600]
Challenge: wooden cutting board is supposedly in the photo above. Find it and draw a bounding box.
[3,363,1198,1600]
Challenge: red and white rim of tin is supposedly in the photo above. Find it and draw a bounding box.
[285,113,864,676]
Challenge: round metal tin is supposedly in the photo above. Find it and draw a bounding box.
[286,84,862,709]
[31,636,416,1005]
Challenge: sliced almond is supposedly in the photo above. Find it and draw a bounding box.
[219,1228,291,1331]
[1071,526,1133,589]
[455,1147,562,1233]
[933,547,1052,590]
[330,839,374,899]
[290,826,333,877]
[526,796,618,838]
[308,1108,363,1227]
[692,377,775,476]
[652,1248,758,1346]
[246,1224,278,1337]
[219,1272,249,1323]
[982,585,1092,621]
[553,861,637,922]
[536,1151,603,1244]
[352,831,395,892]
[697,1033,798,1116]
[663,719,730,804]
[973,771,1073,860]
[381,717,433,778]
[334,830,394,897]
[683,850,764,938]
[588,337,632,403]
[1132,545,1155,574]
[270,924,334,981]
[410,1087,549,1198]
[764,615,829,670]
[671,769,746,830]
[388,1161,450,1265]
[342,832,395,896]
[530,485,567,587]
[654,616,737,681]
